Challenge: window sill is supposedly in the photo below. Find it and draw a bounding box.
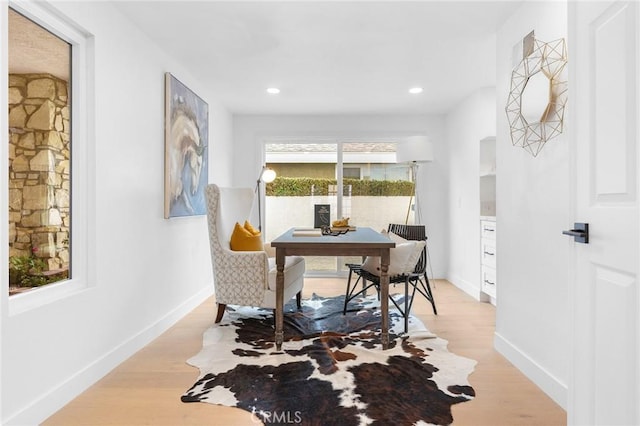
[9,278,89,316]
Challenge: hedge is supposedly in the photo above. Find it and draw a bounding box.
[265,177,414,196]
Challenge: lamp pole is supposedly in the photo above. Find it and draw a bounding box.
[256,166,276,232]
[255,178,263,232]
[405,161,419,225]
[396,136,433,225]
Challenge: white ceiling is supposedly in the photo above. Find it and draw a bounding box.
[11,1,522,116]
[114,1,521,115]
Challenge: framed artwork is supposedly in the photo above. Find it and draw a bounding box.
[164,72,209,218]
[314,204,331,228]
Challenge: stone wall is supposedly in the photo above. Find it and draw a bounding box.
[8,73,70,271]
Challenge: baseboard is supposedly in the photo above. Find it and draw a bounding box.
[494,331,568,410]
[445,273,482,301]
[4,285,214,426]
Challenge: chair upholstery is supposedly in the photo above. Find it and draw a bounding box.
[205,184,305,322]
[344,223,437,332]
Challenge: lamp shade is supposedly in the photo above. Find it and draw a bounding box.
[396,136,434,163]
[260,167,277,183]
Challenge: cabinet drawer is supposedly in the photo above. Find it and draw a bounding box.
[481,220,496,240]
[481,239,496,268]
[482,266,496,297]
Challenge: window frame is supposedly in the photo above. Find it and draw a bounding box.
[343,167,362,179]
[5,1,95,315]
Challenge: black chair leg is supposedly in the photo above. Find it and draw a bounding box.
[422,274,437,315]
[343,267,355,314]
[344,266,375,314]
[411,275,437,316]
[404,279,409,333]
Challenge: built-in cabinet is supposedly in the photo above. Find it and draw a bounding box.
[480,137,496,304]
[481,218,496,301]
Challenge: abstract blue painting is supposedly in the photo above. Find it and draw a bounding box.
[164,73,209,218]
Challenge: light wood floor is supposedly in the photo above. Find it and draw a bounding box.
[44,279,566,426]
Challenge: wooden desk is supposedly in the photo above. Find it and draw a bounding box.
[270,227,395,350]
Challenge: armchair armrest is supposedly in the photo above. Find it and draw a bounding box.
[263,242,276,258]
[211,247,271,306]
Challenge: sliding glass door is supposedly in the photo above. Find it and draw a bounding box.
[264,142,338,274]
[264,140,414,275]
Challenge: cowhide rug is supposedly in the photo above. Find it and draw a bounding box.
[182,294,476,425]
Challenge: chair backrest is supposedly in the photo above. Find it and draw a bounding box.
[387,223,428,274]
[205,184,254,248]
[205,184,272,307]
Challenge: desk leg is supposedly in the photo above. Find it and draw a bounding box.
[275,249,285,350]
[380,248,390,349]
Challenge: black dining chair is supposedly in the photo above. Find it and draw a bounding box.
[343,223,437,332]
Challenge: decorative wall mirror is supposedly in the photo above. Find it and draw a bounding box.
[505,31,568,157]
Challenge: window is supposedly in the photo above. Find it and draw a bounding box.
[8,8,71,295]
[6,2,92,311]
[343,167,361,179]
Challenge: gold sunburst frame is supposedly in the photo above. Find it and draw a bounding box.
[505,37,568,157]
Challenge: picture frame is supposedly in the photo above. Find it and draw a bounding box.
[314,204,331,228]
[164,73,209,218]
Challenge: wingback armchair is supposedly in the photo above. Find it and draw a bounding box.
[205,184,305,323]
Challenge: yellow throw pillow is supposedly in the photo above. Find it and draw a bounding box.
[230,222,263,251]
[244,220,261,236]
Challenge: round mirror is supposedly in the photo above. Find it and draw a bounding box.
[520,71,552,124]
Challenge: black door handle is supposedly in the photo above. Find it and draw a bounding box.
[562,223,589,244]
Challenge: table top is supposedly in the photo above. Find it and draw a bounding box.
[271,226,395,249]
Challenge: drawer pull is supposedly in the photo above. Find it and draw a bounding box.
[483,251,495,256]
[484,279,495,286]
[483,227,495,232]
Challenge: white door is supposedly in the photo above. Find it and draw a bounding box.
[568,1,639,425]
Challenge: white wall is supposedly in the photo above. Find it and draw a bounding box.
[232,114,448,278]
[445,87,496,298]
[0,2,233,424]
[0,1,573,421]
[494,1,569,408]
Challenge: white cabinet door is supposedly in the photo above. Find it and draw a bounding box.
[481,266,496,299]
[481,239,496,268]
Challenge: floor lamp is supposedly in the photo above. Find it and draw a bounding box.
[255,166,277,232]
[396,136,434,224]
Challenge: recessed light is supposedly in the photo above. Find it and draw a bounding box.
[409,87,423,94]
[267,87,280,94]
